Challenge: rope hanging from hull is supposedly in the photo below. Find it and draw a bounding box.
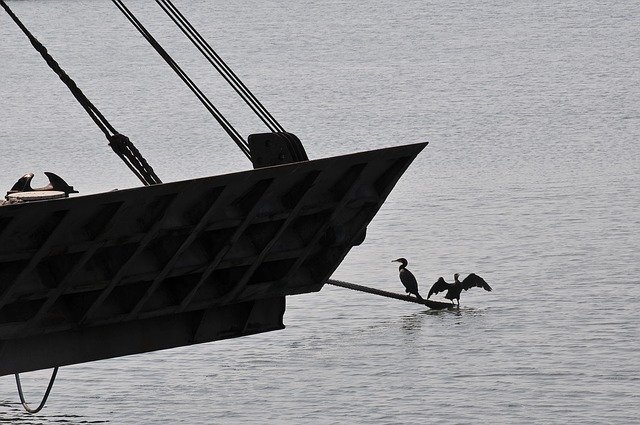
[0,0,162,186]
[14,367,59,414]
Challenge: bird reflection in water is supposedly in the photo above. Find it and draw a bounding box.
[400,312,424,332]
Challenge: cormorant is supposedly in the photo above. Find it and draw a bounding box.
[427,273,492,306]
[392,258,424,300]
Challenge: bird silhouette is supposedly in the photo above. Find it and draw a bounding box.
[427,273,492,306]
[391,258,424,300]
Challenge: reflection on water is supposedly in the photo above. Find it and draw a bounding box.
[399,313,424,333]
[0,400,109,424]
[400,306,486,331]
[421,305,486,317]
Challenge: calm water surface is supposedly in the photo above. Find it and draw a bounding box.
[1,1,639,423]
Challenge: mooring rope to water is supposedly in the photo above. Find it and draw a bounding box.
[14,367,59,414]
[326,279,454,310]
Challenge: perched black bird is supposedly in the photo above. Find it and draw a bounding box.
[427,273,492,306]
[392,258,424,300]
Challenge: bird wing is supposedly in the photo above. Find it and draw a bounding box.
[461,273,492,292]
[427,277,451,299]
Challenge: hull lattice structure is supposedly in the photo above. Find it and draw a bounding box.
[0,143,426,375]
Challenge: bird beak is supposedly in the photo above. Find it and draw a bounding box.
[391,259,399,263]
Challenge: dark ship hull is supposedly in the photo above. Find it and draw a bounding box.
[0,142,426,375]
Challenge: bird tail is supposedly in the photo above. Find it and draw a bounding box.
[415,292,425,301]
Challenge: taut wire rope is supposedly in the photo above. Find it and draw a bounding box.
[111,0,251,159]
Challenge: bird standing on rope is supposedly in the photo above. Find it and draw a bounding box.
[427,273,492,306]
[391,258,424,300]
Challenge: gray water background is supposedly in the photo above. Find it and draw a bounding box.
[1,0,639,423]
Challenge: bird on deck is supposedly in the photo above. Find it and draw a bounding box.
[427,273,492,306]
[391,258,424,300]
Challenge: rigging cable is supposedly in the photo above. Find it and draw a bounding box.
[155,0,308,161]
[155,0,283,133]
[0,0,161,186]
[111,0,251,160]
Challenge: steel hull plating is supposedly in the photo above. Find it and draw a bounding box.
[0,142,426,375]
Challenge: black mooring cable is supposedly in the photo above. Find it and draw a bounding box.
[14,367,59,414]
[326,279,454,310]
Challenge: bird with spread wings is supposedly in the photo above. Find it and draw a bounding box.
[427,273,492,306]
